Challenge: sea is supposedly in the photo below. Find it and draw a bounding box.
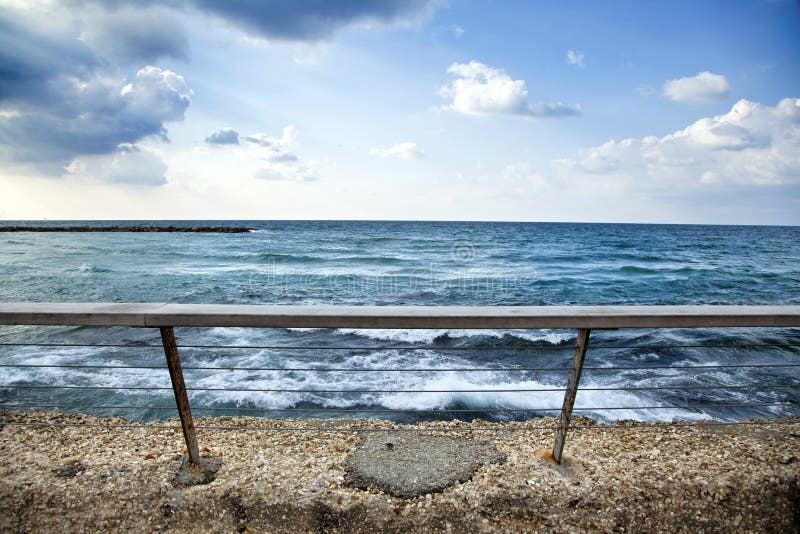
[0,220,798,424]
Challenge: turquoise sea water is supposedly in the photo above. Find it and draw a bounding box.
[0,221,798,422]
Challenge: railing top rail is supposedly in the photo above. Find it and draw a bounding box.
[0,303,799,329]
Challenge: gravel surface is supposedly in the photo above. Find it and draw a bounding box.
[1,411,798,533]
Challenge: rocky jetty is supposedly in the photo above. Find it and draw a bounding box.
[0,226,253,233]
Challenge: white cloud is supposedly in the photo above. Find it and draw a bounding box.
[662,71,730,102]
[439,61,580,118]
[66,144,168,187]
[636,85,656,97]
[254,166,318,182]
[244,125,298,148]
[566,49,584,67]
[555,98,800,188]
[369,142,424,159]
[243,125,305,167]
[120,66,193,123]
[502,162,552,191]
[228,124,319,182]
[203,124,318,182]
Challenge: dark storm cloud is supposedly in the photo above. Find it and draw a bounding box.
[0,15,98,106]
[0,4,191,172]
[0,61,191,170]
[186,0,434,41]
[0,0,435,176]
[76,0,435,41]
[80,5,190,64]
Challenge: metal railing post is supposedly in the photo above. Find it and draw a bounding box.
[553,328,591,464]
[160,326,201,464]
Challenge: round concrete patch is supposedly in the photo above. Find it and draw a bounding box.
[344,432,505,499]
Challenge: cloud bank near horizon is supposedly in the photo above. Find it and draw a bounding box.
[555,98,800,190]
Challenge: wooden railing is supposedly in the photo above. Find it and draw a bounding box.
[1,303,798,473]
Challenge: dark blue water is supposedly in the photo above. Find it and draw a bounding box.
[1,221,798,423]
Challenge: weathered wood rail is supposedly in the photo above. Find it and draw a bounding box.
[2,303,799,329]
[1,303,799,468]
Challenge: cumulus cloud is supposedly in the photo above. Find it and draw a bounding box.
[369,141,424,159]
[205,128,240,145]
[662,71,730,102]
[0,62,191,173]
[0,0,443,187]
[203,124,317,181]
[121,66,192,123]
[247,126,317,180]
[186,0,436,41]
[242,125,301,161]
[66,144,169,187]
[243,125,298,147]
[439,61,580,118]
[566,50,585,67]
[0,3,192,179]
[555,98,800,188]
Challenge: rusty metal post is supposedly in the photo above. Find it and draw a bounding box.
[553,328,591,464]
[160,326,201,464]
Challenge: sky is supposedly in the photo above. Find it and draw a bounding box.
[0,0,798,224]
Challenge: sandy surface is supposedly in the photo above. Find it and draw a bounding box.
[1,411,798,533]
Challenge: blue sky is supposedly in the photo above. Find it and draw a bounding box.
[0,0,798,223]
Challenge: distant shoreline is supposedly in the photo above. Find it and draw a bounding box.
[0,226,254,233]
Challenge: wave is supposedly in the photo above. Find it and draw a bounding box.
[333,328,574,345]
[256,253,415,266]
[3,342,797,423]
[168,352,716,423]
[78,263,112,273]
[256,253,321,263]
[614,265,649,274]
[376,374,708,422]
[615,265,727,276]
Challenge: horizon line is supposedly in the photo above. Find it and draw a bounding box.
[1,219,798,228]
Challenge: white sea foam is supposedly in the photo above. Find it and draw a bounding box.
[373,372,708,422]
[335,328,573,344]
[0,332,789,424]
[78,263,111,273]
[122,348,709,422]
